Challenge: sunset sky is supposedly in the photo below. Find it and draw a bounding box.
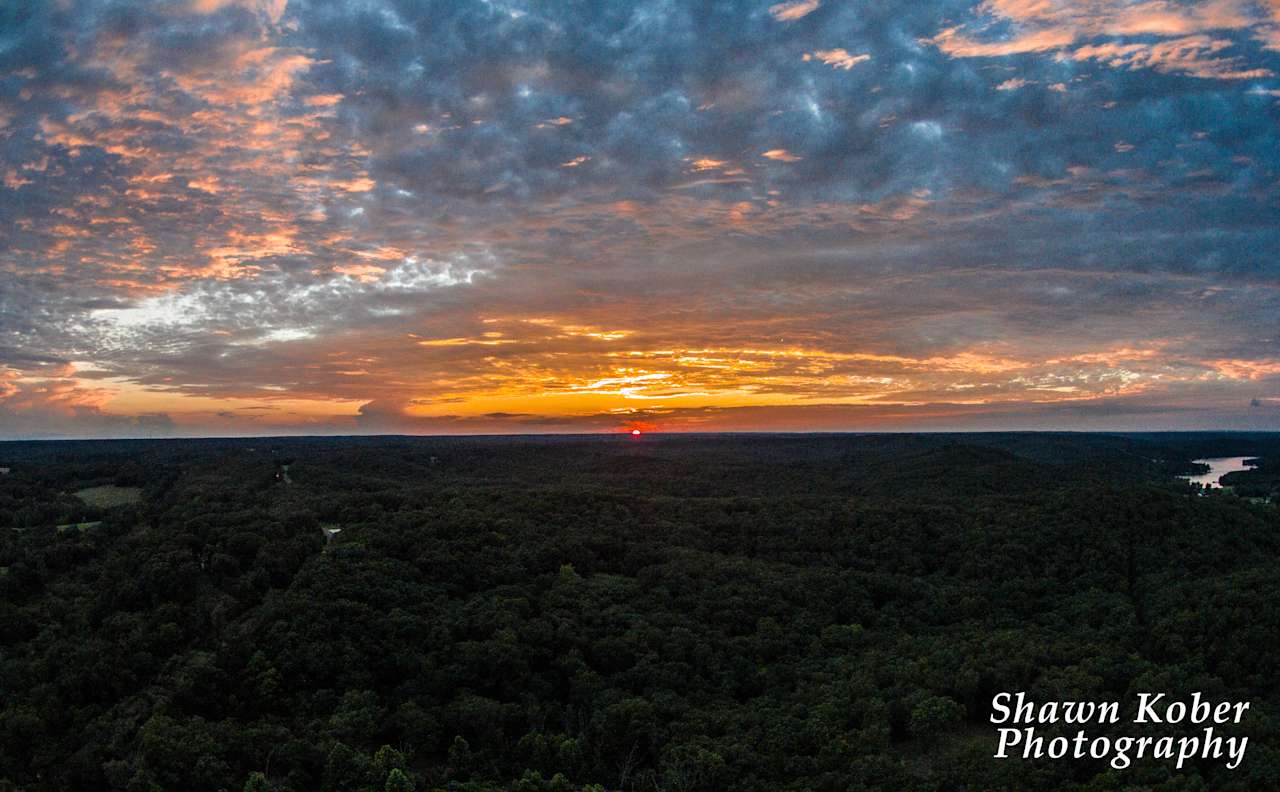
[2,0,1280,438]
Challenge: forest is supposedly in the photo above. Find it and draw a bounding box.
[1,432,1278,791]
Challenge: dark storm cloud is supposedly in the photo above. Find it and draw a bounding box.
[1,0,1279,436]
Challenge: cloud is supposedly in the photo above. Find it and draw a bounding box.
[996,77,1032,91]
[189,0,288,25]
[803,49,870,70]
[0,0,1278,437]
[1071,35,1273,80]
[928,0,1277,80]
[769,0,821,23]
[761,149,803,162]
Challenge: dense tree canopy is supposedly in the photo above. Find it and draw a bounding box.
[0,433,1277,790]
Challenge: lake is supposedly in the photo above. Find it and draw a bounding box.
[1181,457,1257,489]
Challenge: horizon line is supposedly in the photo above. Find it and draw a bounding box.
[4,428,1280,444]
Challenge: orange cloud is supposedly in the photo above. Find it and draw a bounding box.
[188,0,287,24]
[690,157,729,171]
[996,77,1032,91]
[769,0,821,22]
[1206,359,1280,380]
[304,93,345,107]
[802,49,870,70]
[928,0,1275,79]
[762,149,802,162]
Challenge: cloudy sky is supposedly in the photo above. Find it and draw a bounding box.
[2,0,1279,438]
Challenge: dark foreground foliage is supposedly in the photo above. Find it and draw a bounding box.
[1,432,1279,791]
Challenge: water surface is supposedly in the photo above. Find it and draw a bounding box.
[1181,457,1256,488]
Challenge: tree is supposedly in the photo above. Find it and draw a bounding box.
[910,696,964,745]
[385,768,414,792]
[244,771,270,792]
[373,744,407,778]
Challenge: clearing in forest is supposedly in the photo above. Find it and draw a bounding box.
[73,485,143,508]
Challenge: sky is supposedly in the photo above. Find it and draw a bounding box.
[2,0,1280,438]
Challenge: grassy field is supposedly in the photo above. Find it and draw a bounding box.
[73,485,143,508]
